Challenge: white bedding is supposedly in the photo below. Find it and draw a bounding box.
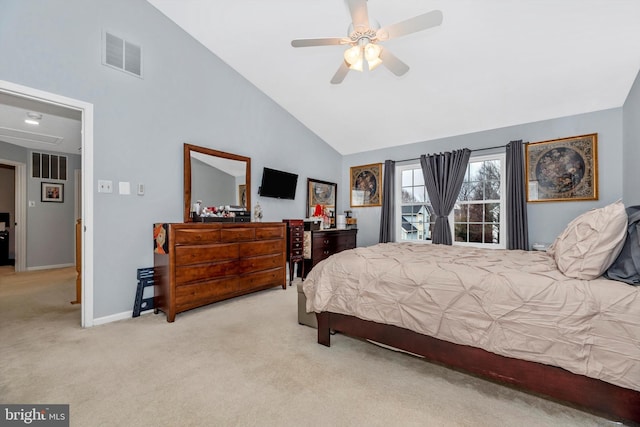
[303,242,640,391]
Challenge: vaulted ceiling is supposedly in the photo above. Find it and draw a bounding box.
[148,0,640,155]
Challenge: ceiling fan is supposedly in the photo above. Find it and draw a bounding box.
[291,0,443,84]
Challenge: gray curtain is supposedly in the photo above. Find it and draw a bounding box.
[506,140,530,250]
[420,149,471,245]
[379,160,395,243]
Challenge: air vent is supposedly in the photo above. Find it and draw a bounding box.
[0,127,63,146]
[103,31,143,78]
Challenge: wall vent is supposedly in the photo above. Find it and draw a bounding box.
[103,31,143,78]
[32,152,67,180]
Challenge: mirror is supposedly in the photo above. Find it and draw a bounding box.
[183,143,251,222]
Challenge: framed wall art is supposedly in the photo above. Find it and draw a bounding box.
[41,182,64,203]
[350,163,382,207]
[525,133,598,202]
[307,178,337,217]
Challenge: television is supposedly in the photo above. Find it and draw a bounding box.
[258,167,298,200]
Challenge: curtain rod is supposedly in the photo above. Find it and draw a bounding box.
[394,141,528,163]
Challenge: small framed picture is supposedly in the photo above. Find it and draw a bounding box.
[525,133,598,202]
[41,182,64,203]
[350,163,382,207]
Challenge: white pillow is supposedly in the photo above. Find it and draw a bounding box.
[548,200,628,280]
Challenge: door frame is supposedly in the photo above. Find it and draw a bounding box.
[0,80,94,327]
[0,159,26,272]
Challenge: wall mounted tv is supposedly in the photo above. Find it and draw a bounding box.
[258,167,298,200]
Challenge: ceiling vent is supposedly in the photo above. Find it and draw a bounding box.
[0,126,63,146]
[103,31,143,78]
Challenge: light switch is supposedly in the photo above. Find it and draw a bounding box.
[28,201,35,207]
[98,180,113,193]
[137,183,145,196]
[119,181,131,195]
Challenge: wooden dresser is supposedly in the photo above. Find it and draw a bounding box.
[153,222,286,322]
[303,228,357,278]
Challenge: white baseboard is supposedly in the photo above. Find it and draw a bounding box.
[93,308,154,326]
[26,263,74,271]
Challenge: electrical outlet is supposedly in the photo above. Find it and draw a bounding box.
[98,180,113,193]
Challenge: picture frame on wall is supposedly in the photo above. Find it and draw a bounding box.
[350,163,382,207]
[41,182,64,203]
[525,133,598,202]
[307,178,337,217]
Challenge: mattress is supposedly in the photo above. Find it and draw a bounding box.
[303,242,640,391]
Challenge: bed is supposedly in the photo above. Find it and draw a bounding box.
[302,203,640,423]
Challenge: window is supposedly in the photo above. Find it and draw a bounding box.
[395,153,505,248]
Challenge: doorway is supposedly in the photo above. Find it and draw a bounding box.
[0,80,94,327]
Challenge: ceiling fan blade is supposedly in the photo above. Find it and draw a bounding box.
[377,10,443,41]
[346,0,370,30]
[379,48,410,76]
[291,38,348,48]
[330,61,350,84]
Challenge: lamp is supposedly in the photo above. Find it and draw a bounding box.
[344,41,382,72]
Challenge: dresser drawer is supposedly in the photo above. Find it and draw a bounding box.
[221,227,255,242]
[175,260,240,285]
[239,253,283,273]
[175,276,239,311]
[240,239,284,257]
[174,228,221,244]
[238,267,285,289]
[175,243,239,265]
[255,226,284,240]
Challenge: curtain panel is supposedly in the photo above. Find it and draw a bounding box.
[420,149,471,245]
[379,160,395,243]
[506,140,530,250]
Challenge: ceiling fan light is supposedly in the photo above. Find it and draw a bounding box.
[364,43,381,61]
[344,45,363,71]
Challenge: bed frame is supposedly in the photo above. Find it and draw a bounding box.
[316,311,640,424]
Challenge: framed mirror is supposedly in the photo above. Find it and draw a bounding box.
[306,178,337,218]
[184,143,251,222]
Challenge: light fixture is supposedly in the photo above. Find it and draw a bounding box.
[344,40,382,73]
[25,112,42,126]
[343,45,363,71]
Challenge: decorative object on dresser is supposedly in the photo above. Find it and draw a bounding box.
[153,222,286,322]
[302,228,357,278]
[282,219,304,285]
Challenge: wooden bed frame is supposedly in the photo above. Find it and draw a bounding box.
[316,311,640,424]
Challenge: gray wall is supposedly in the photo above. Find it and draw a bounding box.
[623,69,640,205]
[0,0,340,318]
[344,108,624,248]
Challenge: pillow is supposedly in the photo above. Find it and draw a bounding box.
[548,200,628,280]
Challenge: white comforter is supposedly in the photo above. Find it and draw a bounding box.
[303,243,640,391]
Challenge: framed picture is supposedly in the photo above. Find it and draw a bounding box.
[525,133,598,202]
[238,184,246,208]
[350,163,382,207]
[41,182,64,203]
[307,178,337,217]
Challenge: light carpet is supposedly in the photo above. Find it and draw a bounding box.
[0,266,622,426]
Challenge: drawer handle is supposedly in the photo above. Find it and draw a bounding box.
[323,239,329,244]
[323,250,330,255]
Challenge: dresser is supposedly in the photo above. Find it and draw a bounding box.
[153,222,286,322]
[282,219,304,285]
[303,228,357,278]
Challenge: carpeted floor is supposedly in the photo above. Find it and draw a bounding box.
[0,266,622,426]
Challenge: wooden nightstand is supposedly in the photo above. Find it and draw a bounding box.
[283,219,305,285]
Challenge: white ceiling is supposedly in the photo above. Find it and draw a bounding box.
[148,0,640,155]
[0,92,81,155]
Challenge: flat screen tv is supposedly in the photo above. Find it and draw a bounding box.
[258,167,298,200]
